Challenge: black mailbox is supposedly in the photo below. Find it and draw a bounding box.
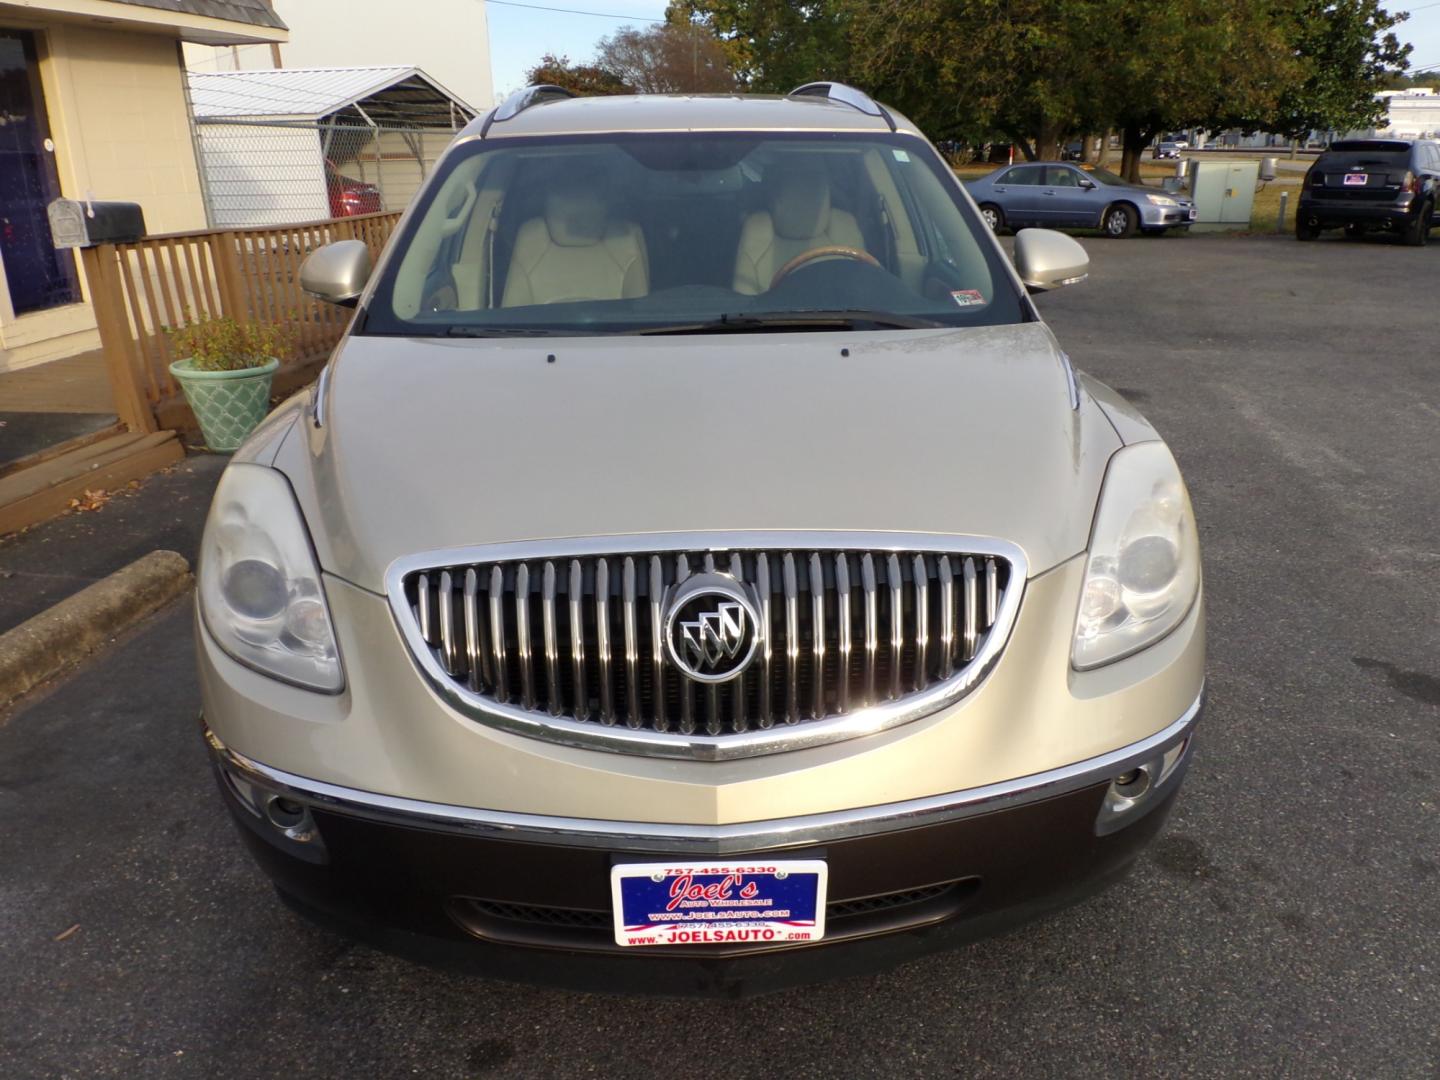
[47,199,147,248]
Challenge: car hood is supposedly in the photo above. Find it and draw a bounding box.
[278,323,1121,593]
[1114,180,1188,202]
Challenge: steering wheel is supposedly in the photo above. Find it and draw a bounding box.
[769,246,881,290]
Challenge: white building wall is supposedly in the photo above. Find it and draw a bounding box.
[1375,89,1440,139]
[185,0,493,111]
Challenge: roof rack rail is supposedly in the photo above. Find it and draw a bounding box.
[788,82,897,132]
[480,84,577,138]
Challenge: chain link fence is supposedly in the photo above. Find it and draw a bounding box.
[192,117,461,229]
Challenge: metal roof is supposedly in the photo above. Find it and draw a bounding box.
[112,0,286,30]
[188,66,475,124]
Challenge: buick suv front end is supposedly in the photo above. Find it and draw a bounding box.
[196,84,1204,996]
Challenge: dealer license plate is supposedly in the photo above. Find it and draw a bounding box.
[610,860,828,948]
[1344,172,1368,186]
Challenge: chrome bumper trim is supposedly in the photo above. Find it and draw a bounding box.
[206,688,1202,856]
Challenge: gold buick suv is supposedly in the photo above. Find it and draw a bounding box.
[197,84,1204,996]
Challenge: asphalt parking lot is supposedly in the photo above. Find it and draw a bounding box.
[2,232,1438,1079]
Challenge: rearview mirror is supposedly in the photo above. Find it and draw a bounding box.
[300,240,372,307]
[1012,228,1089,293]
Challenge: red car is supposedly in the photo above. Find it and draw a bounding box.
[326,167,382,218]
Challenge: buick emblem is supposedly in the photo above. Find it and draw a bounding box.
[663,573,762,684]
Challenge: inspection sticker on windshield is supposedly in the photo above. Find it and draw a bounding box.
[610,861,827,947]
[950,289,987,307]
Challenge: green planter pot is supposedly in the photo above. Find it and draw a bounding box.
[169,357,279,452]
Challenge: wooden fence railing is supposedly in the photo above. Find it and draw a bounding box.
[80,211,402,433]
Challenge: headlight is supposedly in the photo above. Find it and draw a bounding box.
[198,464,344,692]
[1072,442,1200,669]
[1145,194,1178,207]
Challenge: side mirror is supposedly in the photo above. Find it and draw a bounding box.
[1012,228,1089,293]
[300,239,372,307]
[1079,178,1096,190]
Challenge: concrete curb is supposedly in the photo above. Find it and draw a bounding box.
[0,550,193,710]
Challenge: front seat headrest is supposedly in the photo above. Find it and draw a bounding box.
[769,164,833,240]
[544,186,608,247]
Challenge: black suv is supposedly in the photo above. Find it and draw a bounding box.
[1297,138,1440,244]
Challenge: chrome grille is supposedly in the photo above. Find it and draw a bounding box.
[392,535,1023,759]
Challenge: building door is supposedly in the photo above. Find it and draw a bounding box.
[0,29,79,315]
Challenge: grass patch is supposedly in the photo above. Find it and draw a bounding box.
[1249,181,1293,233]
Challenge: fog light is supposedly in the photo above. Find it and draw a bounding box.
[1095,734,1194,837]
[1113,769,1150,797]
[214,758,328,864]
[265,796,309,833]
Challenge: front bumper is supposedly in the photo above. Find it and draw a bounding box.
[1139,203,1195,228]
[206,693,1200,996]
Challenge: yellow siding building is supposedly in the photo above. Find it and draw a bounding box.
[0,0,286,374]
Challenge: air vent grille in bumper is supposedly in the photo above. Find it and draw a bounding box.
[451,879,977,952]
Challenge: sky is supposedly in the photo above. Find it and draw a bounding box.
[1402,0,1440,75]
[485,0,1440,103]
[487,0,670,99]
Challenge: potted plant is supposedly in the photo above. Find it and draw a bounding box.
[168,318,290,451]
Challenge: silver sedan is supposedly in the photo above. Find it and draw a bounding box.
[966,162,1196,237]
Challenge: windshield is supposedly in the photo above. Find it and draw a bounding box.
[1316,150,1410,171]
[361,132,1026,337]
[1084,167,1131,187]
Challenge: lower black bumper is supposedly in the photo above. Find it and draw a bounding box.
[1299,199,1415,228]
[213,741,1191,997]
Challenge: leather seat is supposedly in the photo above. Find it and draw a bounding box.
[733,163,865,295]
[502,186,649,307]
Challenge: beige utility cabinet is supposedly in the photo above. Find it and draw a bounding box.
[1188,160,1260,224]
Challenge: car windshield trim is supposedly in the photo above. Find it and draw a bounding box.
[358,130,1028,340]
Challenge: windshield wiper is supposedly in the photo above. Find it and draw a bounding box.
[439,310,950,337]
[633,310,949,335]
[443,325,565,337]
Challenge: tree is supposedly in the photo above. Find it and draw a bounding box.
[1088,0,1298,181]
[596,23,739,93]
[1380,69,1434,90]
[850,0,1110,161]
[1263,1,1411,139]
[524,53,632,96]
[852,0,1298,180]
[666,0,853,91]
